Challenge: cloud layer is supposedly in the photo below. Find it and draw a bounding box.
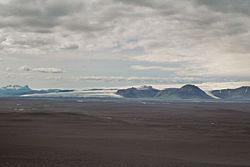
[0,0,250,88]
[19,66,63,73]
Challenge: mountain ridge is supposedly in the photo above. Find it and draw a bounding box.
[116,84,213,100]
[0,85,73,97]
[155,84,212,100]
[211,86,250,100]
[1,84,250,100]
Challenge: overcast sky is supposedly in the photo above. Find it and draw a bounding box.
[0,0,250,89]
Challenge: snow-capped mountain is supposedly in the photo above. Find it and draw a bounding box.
[0,85,33,96]
[0,85,73,97]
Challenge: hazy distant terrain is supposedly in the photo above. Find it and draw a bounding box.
[212,87,250,100]
[1,85,250,101]
[116,85,213,100]
[0,85,73,97]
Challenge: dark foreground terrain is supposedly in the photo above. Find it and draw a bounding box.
[0,98,250,167]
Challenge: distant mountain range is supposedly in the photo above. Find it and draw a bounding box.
[211,86,250,100]
[0,84,250,101]
[155,85,212,100]
[116,85,212,100]
[116,86,160,98]
[0,85,73,97]
[116,85,250,100]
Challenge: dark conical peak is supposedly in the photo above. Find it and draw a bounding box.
[180,84,201,91]
[177,84,212,99]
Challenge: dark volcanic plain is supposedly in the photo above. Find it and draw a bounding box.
[0,98,250,167]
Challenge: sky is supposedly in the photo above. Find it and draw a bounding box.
[0,0,250,90]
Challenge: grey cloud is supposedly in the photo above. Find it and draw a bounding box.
[76,76,179,84]
[131,65,176,72]
[19,66,31,72]
[19,66,64,73]
[12,37,55,48]
[32,68,64,73]
[0,36,7,43]
[1,33,57,54]
[5,67,11,72]
[114,0,190,18]
[63,20,111,33]
[194,0,250,16]
[114,0,174,11]
[61,43,79,50]
[0,0,84,30]
[1,0,250,87]
[0,0,84,18]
